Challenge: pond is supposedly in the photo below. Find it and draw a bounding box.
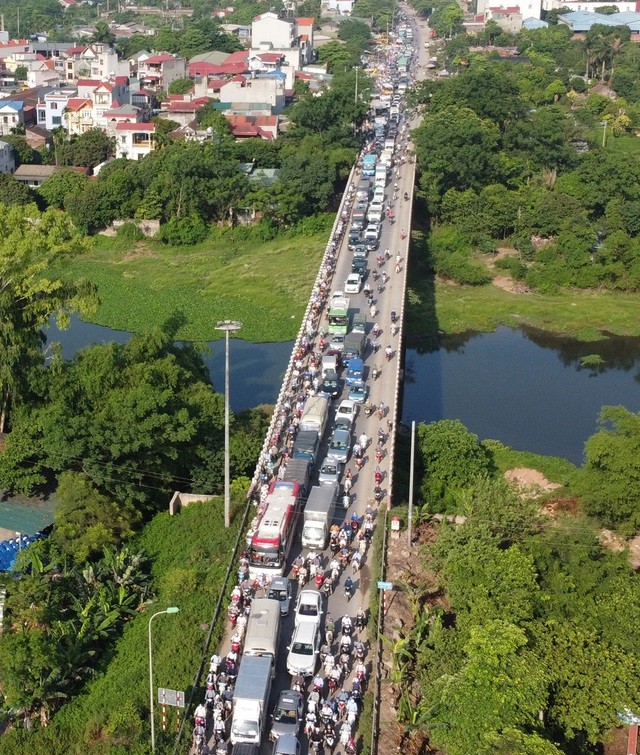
[46,317,294,413]
[402,326,640,465]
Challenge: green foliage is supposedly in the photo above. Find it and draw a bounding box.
[1,135,42,166]
[427,225,491,284]
[429,0,464,38]
[156,214,208,245]
[0,173,35,206]
[38,169,90,210]
[0,327,225,508]
[417,419,495,512]
[56,129,114,169]
[576,405,640,533]
[167,77,195,95]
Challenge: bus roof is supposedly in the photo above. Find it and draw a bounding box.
[267,479,300,498]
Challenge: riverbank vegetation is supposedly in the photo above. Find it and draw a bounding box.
[388,415,640,754]
[408,21,640,338]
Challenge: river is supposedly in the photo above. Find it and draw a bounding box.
[47,319,640,466]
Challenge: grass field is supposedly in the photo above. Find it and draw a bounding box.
[54,222,331,342]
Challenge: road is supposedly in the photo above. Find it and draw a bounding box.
[196,12,426,755]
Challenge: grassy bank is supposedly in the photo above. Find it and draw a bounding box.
[54,220,332,343]
[0,496,244,755]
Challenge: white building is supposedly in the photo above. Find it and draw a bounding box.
[0,101,24,136]
[542,0,635,10]
[220,75,286,114]
[0,140,15,173]
[252,13,296,50]
[477,0,542,19]
[115,122,156,160]
[36,88,77,131]
[60,43,128,82]
[138,53,187,92]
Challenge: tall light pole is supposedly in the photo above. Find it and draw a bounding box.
[215,320,243,528]
[149,607,179,753]
[407,421,415,547]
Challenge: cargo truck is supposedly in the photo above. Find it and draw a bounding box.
[299,395,329,435]
[230,654,272,745]
[280,458,311,496]
[301,483,338,550]
[342,332,366,367]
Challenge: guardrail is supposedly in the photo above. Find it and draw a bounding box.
[369,506,389,755]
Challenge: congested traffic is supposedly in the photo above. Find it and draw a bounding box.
[191,13,418,755]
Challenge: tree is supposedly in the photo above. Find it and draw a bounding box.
[14,64,28,81]
[317,40,354,72]
[577,406,640,533]
[52,472,140,563]
[417,419,494,512]
[1,134,41,166]
[168,77,195,95]
[429,0,464,38]
[38,169,89,210]
[0,173,34,206]
[57,128,114,168]
[427,620,548,755]
[0,327,225,508]
[0,205,95,432]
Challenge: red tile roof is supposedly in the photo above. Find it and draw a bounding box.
[255,52,283,62]
[255,115,277,126]
[207,62,248,75]
[76,78,101,88]
[207,78,226,90]
[144,53,176,65]
[116,122,155,131]
[296,16,315,24]
[224,50,249,64]
[66,97,92,111]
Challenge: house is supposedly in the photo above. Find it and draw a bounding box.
[221,24,252,45]
[557,9,640,34]
[13,164,89,187]
[252,13,296,49]
[0,102,24,136]
[103,104,143,137]
[0,140,15,173]
[321,0,356,16]
[138,53,187,92]
[60,43,128,81]
[25,125,53,150]
[226,114,278,139]
[27,59,64,88]
[477,0,542,19]
[543,0,636,11]
[295,17,315,65]
[188,51,229,78]
[162,94,212,126]
[36,88,77,130]
[115,122,156,160]
[65,97,95,135]
[131,88,155,117]
[219,74,285,114]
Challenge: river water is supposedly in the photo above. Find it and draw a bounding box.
[47,319,640,466]
[402,326,640,465]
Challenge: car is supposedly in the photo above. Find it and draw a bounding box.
[355,198,368,211]
[335,399,358,427]
[370,198,385,212]
[294,589,324,628]
[364,224,381,242]
[348,380,368,404]
[352,313,367,334]
[327,334,345,355]
[368,209,383,225]
[267,576,293,617]
[318,456,341,486]
[331,290,344,304]
[333,418,351,434]
[344,273,362,294]
[270,690,304,740]
[351,257,367,276]
[318,369,340,399]
[352,244,368,259]
[345,358,364,387]
[348,231,362,249]
[328,427,351,464]
[271,733,301,755]
[351,218,365,232]
[286,621,320,677]
[366,237,380,252]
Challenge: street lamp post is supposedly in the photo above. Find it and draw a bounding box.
[215,320,243,529]
[148,607,179,753]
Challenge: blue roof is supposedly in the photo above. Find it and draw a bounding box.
[560,10,640,31]
[0,101,24,111]
[254,71,286,81]
[523,17,548,28]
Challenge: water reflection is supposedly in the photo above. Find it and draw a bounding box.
[45,317,294,413]
[402,326,640,465]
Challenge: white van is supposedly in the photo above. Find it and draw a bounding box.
[300,395,329,435]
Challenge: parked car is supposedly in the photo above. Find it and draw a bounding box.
[270,690,304,740]
[328,427,351,464]
[335,399,358,427]
[344,273,362,294]
[348,380,368,404]
[318,456,341,486]
[267,577,292,617]
[286,622,320,677]
[294,589,324,629]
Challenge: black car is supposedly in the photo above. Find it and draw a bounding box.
[351,257,368,276]
[348,233,363,251]
[318,370,341,399]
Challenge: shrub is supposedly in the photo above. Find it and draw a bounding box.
[116,221,145,242]
[156,215,208,246]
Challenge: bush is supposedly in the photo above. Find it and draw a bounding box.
[116,221,145,242]
[156,215,208,246]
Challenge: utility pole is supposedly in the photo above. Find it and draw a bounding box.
[407,421,415,547]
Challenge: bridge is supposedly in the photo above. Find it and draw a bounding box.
[182,9,426,754]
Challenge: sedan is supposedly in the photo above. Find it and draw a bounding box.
[328,427,351,464]
[270,690,304,741]
[352,244,368,259]
[294,589,324,628]
[335,399,358,427]
[318,456,341,486]
[287,622,320,677]
[344,273,362,294]
[318,370,340,399]
[267,576,292,617]
[351,258,367,277]
[348,380,368,404]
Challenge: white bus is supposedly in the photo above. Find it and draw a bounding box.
[243,598,281,669]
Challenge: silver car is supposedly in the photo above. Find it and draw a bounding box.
[318,456,341,485]
[267,577,292,617]
[270,690,304,740]
[328,428,351,464]
[286,622,320,677]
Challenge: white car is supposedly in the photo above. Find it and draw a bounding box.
[344,273,362,294]
[286,622,320,677]
[364,225,381,242]
[335,399,358,427]
[294,589,324,629]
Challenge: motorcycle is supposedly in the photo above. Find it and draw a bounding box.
[385,346,393,361]
[364,402,374,417]
[372,365,381,380]
[374,485,383,503]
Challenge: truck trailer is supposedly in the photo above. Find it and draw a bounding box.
[301,483,338,550]
[230,654,272,745]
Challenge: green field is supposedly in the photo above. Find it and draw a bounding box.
[54,222,331,343]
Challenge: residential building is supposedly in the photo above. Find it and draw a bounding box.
[0,102,24,135]
[221,24,252,44]
[226,114,278,140]
[25,125,53,150]
[252,13,296,50]
[542,0,635,10]
[27,59,64,88]
[188,51,229,78]
[219,74,285,114]
[66,97,95,135]
[557,8,640,32]
[103,104,143,137]
[60,43,128,82]
[36,88,77,130]
[0,140,15,173]
[138,53,187,92]
[320,0,356,16]
[115,122,156,160]
[476,0,542,20]
[13,164,89,187]
[162,94,212,126]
